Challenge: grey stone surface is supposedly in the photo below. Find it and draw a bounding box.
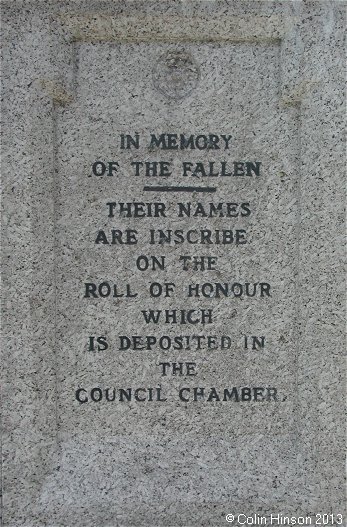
[1,1,345,526]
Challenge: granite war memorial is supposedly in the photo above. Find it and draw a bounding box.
[1,1,345,526]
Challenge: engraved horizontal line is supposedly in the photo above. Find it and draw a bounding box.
[143,186,217,193]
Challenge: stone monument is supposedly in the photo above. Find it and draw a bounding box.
[1,1,345,526]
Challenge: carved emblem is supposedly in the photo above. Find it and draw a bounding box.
[153,51,200,99]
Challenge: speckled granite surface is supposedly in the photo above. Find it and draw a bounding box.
[1,2,345,526]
